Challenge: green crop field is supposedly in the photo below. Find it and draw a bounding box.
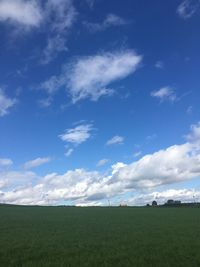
[0,205,200,267]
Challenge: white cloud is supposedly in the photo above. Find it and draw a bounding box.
[111,142,200,190]
[0,158,13,167]
[59,124,93,145]
[0,0,76,63]
[97,159,109,167]
[177,0,200,19]
[128,188,200,206]
[40,50,142,103]
[0,0,42,27]
[23,157,51,170]
[106,135,124,146]
[151,87,176,102]
[0,89,16,117]
[66,50,142,103]
[59,123,94,156]
[0,170,38,190]
[1,123,200,205]
[84,13,128,32]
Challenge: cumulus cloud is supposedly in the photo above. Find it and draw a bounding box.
[111,143,200,190]
[0,170,38,190]
[151,87,176,102]
[40,50,142,103]
[177,0,200,19]
[0,0,42,27]
[1,123,200,205]
[106,135,124,146]
[0,89,16,117]
[0,158,13,167]
[83,13,128,32]
[23,157,51,170]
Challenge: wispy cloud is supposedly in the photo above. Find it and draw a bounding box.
[155,61,164,69]
[39,75,62,95]
[146,134,157,142]
[0,89,16,117]
[97,158,109,167]
[0,0,42,27]
[85,0,95,9]
[41,36,68,65]
[65,148,74,157]
[40,50,142,104]
[106,135,124,146]
[0,158,13,167]
[177,0,200,19]
[133,151,142,158]
[151,87,177,102]
[83,13,128,32]
[186,105,193,115]
[41,0,77,64]
[23,157,51,170]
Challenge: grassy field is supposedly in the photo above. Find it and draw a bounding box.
[0,205,200,266]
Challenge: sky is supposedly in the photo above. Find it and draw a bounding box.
[0,0,200,206]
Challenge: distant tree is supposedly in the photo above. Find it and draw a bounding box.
[152,200,157,206]
[146,203,150,207]
[167,199,174,205]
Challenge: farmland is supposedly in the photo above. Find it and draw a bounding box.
[0,205,200,267]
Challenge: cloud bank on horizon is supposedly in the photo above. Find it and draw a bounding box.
[1,123,200,205]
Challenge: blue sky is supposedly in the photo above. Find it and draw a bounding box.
[0,0,200,206]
